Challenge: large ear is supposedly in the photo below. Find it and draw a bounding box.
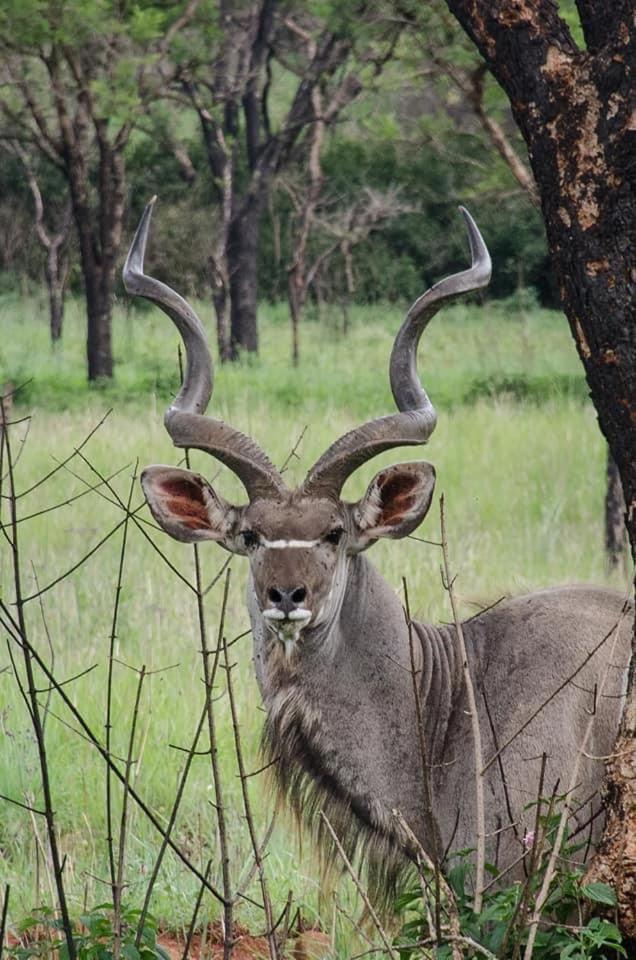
[351,462,436,549]
[141,465,243,549]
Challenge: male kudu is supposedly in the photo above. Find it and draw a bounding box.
[124,199,630,899]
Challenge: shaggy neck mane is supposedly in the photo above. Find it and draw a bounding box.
[258,555,463,906]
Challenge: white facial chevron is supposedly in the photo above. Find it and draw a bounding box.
[261,538,320,550]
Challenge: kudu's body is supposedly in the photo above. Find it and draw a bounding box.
[125,200,630,897]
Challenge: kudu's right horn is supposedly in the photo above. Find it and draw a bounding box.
[123,197,286,501]
[301,207,491,499]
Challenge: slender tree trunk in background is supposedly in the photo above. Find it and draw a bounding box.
[10,144,71,343]
[44,244,68,342]
[211,266,232,363]
[606,449,627,573]
[228,199,263,357]
[443,0,635,935]
[288,270,301,365]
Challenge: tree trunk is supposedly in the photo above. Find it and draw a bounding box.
[444,0,636,936]
[48,278,64,342]
[228,200,262,357]
[85,275,114,380]
[288,268,302,366]
[211,259,232,363]
[44,244,68,343]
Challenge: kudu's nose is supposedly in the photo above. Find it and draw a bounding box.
[268,585,307,616]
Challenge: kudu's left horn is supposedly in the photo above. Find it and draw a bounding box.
[123,197,286,501]
[302,207,491,498]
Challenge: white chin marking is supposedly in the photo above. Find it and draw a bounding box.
[261,538,319,550]
[263,609,312,657]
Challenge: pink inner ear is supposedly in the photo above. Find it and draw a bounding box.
[161,477,211,531]
[377,473,418,526]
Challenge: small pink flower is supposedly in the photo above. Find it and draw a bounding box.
[523,830,535,848]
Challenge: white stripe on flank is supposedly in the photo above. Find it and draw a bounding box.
[261,538,319,549]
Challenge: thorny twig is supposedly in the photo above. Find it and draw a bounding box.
[114,666,146,960]
[106,465,138,893]
[0,599,227,904]
[223,636,279,958]
[1,399,77,959]
[0,884,9,960]
[192,548,234,959]
[401,577,443,941]
[180,860,213,960]
[135,699,209,945]
[319,812,399,960]
[440,494,486,912]
[393,810,462,960]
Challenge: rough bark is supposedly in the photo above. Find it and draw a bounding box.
[443,0,636,935]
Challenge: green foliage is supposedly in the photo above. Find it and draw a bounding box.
[258,131,551,306]
[394,814,626,960]
[8,905,170,960]
[396,865,625,959]
[0,0,553,312]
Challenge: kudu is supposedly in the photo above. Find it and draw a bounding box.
[124,199,630,899]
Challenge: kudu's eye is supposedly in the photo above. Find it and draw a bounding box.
[325,527,344,545]
[241,530,259,549]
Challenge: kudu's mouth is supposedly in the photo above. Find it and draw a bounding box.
[262,607,312,657]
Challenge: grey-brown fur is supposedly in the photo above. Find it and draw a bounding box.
[251,556,630,899]
[124,201,631,905]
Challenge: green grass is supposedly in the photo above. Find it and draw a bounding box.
[1,290,587,415]
[0,294,629,951]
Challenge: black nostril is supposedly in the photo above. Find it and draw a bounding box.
[268,587,282,604]
[291,587,306,604]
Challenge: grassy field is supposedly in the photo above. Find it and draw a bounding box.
[0,293,630,949]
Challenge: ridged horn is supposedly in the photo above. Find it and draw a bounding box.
[302,207,491,498]
[123,198,286,501]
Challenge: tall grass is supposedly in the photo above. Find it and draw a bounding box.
[0,294,628,943]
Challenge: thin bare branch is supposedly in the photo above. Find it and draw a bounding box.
[319,811,399,960]
[440,494,486,911]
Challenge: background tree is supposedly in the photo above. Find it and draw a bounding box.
[176,0,401,359]
[436,0,636,937]
[0,0,199,379]
[4,142,71,342]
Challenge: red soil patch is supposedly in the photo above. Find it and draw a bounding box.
[157,922,331,960]
[158,923,268,960]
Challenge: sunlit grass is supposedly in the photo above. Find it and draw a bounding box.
[0,295,628,943]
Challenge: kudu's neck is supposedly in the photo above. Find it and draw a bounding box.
[334,555,463,755]
[250,553,464,856]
